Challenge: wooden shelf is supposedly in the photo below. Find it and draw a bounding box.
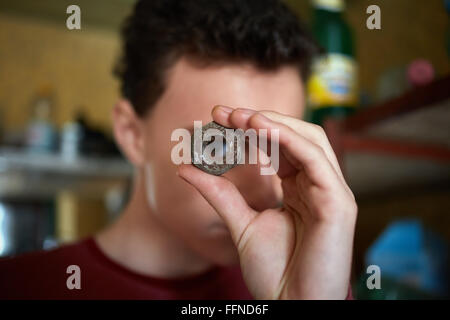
[325,75,450,197]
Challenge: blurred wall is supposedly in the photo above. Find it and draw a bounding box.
[0,13,120,132]
[345,0,450,95]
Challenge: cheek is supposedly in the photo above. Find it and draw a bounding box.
[150,162,220,226]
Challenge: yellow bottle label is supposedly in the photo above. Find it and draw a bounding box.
[307,53,358,109]
[312,0,344,11]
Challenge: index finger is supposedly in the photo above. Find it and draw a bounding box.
[212,106,340,189]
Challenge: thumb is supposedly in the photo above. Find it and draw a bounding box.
[177,164,257,246]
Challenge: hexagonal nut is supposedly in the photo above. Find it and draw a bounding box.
[191,121,242,176]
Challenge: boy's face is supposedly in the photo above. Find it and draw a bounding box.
[127,57,304,266]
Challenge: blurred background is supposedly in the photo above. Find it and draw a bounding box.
[0,0,449,299]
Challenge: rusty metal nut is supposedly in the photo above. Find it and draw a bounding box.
[191,121,242,176]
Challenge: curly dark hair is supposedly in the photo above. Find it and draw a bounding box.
[114,0,319,116]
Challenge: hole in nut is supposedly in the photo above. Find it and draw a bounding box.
[204,136,228,160]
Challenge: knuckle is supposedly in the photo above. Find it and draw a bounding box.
[348,188,356,202]
[313,124,327,140]
[309,124,332,152]
[311,123,324,133]
[351,200,358,215]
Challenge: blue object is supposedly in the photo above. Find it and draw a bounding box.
[444,0,450,13]
[365,219,449,296]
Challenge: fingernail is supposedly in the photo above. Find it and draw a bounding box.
[214,105,233,113]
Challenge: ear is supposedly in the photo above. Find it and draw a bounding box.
[112,99,146,167]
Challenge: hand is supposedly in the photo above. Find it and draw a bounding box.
[177,106,357,299]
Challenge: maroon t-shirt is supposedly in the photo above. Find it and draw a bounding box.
[0,237,253,299]
[0,237,353,300]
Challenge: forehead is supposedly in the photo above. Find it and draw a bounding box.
[150,57,305,125]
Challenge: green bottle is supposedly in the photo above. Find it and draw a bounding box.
[307,0,358,125]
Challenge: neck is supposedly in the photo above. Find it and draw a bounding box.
[95,168,213,279]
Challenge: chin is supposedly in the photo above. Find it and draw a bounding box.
[210,249,240,267]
